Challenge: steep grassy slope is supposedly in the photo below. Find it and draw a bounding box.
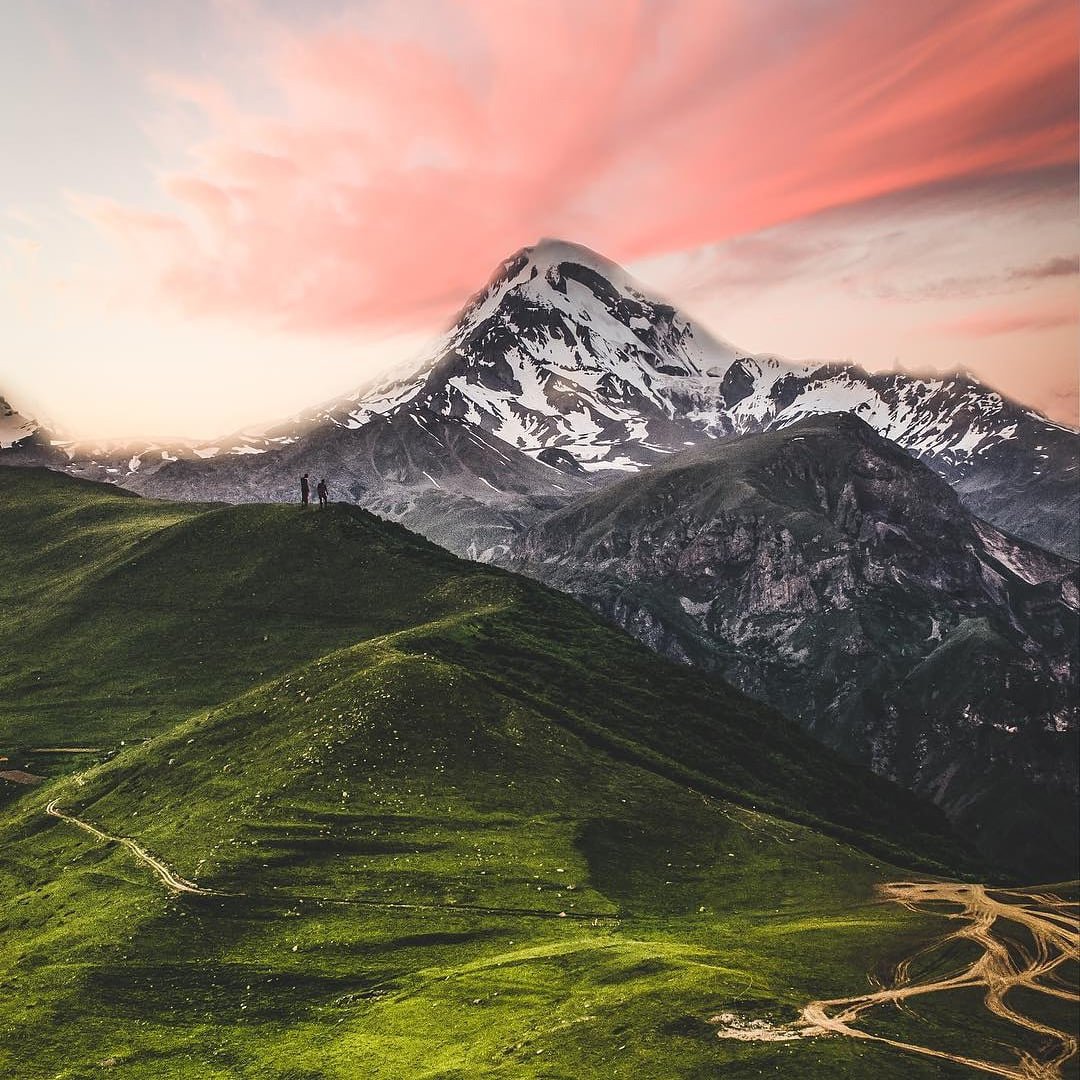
[0,468,1053,1080]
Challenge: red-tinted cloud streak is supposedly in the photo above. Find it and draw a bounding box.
[936,302,1077,338]
[81,0,1079,332]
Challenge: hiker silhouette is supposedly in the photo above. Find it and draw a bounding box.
[317,478,328,509]
[300,473,310,506]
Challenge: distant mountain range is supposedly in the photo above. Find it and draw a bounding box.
[501,412,1078,878]
[3,240,1077,874]
[3,239,1077,559]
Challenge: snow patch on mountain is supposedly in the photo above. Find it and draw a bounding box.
[4,237,1076,557]
[0,397,39,449]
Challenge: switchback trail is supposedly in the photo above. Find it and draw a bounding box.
[715,880,1080,1079]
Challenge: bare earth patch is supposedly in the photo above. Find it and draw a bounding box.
[0,769,45,785]
[713,880,1080,1080]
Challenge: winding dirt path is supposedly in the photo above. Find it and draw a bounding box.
[44,801,617,920]
[46,800,222,896]
[716,880,1080,1079]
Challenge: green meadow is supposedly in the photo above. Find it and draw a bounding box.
[0,468,1064,1079]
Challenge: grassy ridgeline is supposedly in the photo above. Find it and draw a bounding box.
[0,468,988,1079]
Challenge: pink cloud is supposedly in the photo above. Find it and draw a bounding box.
[80,0,1078,333]
[935,303,1077,338]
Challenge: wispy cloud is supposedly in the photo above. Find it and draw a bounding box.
[934,303,1077,338]
[74,0,1078,333]
[869,254,1079,303]
[1008,255,1080,282]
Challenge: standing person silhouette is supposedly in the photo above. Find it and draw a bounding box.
[317,478,328,509]
[300,473,310,506]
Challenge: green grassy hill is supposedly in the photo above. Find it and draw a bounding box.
[0,468,1045,1079]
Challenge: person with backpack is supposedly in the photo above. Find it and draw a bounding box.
[316,478,328,509]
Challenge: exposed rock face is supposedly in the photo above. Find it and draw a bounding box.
[502,414,1079,880]
[0,396,52,456]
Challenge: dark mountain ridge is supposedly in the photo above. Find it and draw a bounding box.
[501,413,1079,879]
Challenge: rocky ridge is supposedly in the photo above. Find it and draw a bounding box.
[502,413,1079,878]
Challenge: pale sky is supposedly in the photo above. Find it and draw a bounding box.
[2,0,1077,440]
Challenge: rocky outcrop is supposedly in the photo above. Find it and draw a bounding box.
[503,414,1079,880]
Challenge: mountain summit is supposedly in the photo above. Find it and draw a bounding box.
[320,237,748,473]
[3,240,1077,557]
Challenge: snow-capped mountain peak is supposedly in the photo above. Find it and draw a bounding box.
[324,237,1076,499]
[303,238,1075,553]
[327,238,750,472]
[5,239,1076,559]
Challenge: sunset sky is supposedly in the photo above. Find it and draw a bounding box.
[2,0,1077,439]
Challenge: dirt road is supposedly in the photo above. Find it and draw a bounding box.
[716,880,1079,1079]
[44,801,618,920]
[45,800,221,896]
[47,793,1078,1076]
